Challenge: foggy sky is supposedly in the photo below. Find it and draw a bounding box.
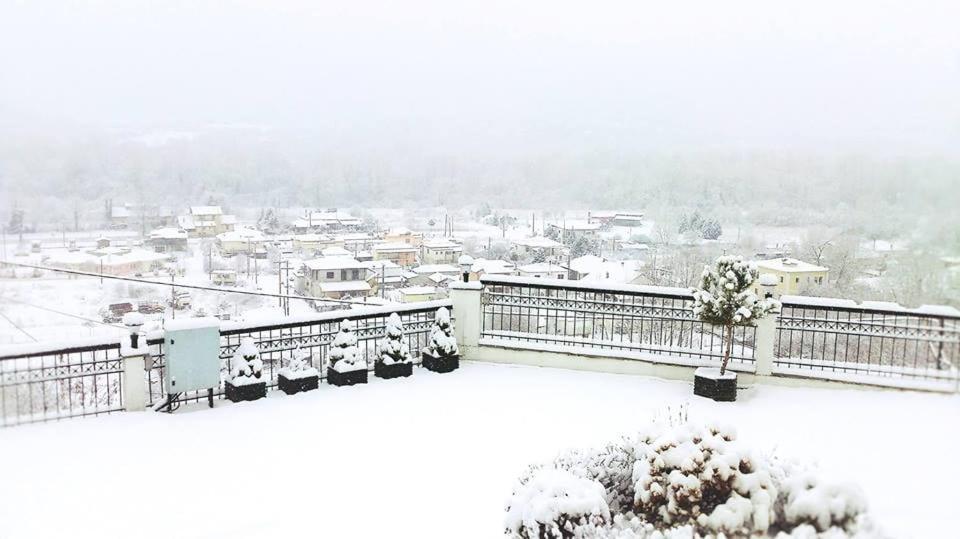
[1,0,958,154]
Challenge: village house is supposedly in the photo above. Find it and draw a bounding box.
[298,256,371,300]
[421,238,463,265]
[753,257,829,297]
[511,236,565,262]
[566,255,645,285]
[546,220,601,241]
[147,228,188,253]
[292,233,334,254]
[516,262,568,280]
[216,228,267,258]
[46,248,168,276]
[362,259,405,295]
[389,286,443,303]
[291,209,363,233]
[383,227,424,247]
[177,206,237,238]
[372,242,419,267]
[468,258,516,281]
[612,212,644,227]
[211,269,238,287]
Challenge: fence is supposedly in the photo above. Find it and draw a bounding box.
[479,276,757,366]
[774,298,960,385]
[0,300,451,427]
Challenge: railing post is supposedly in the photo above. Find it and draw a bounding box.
[449,280,483,355]
[120,315,148,412]
[754,306,780,377]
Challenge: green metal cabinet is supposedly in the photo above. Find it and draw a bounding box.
[164,318,221,394]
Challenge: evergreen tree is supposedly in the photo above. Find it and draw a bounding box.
[379,313,412,365]
[692,256,779,374]
[330,320,364,372]
[428,307,459,357]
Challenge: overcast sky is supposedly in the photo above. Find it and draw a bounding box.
[1,0,958,153]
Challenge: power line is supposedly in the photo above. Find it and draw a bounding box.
[0,309,39,342]
[0,296,126,330]
[0,260,355,305]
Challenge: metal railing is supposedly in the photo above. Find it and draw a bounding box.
[0,339,125,427]
[775,299,960,385]
[479,276,757,365]
[1,300,451,427]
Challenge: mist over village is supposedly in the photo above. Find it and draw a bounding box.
[1,2,958,538]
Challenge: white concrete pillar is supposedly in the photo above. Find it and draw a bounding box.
[449,281,483,353]
[122,353,147,412]
[753,307,780,377]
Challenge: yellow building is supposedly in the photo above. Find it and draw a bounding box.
[372,242,419,267]
[753,258,829,297]
[383,227,423,247]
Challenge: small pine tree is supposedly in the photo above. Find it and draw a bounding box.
[692,256,779,374]
[230,337,264,384]
[330,319,364,372]
[280,345,317,379]
[379,313,412,365]
[428,307,459,357]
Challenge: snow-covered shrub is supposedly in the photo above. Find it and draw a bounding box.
[230,337,264,385]
[329,320,364,373]
[691,255,779,374]
[778,474,867,534]
[506,422,872,538]
[505,468,610,538]
[279,346,318,380]
[379,313,411,365]
[427,307,458,357]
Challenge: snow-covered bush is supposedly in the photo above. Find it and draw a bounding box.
[230,337,264,385]
[379,313,412,365]
[506,422,872,538]
[279,346,318,380]
[692,255,779,374]
[329,320,364,373]
[427,307,458,357]
[505,468,610,538]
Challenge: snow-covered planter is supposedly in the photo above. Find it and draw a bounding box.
[278,346,319,395]
[225,337,267,402]
[422,307,459,373]
[691,255,779,401]
[506,421,873,538]
[327,320,367,386]
[375,313,413,379]
[505,468,610,538]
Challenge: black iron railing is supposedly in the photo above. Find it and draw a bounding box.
[479,276,757,365]
[775,300,960,384]
[1,300,452,427]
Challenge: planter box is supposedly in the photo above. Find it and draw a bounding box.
[422,350,459,373]
[278,373,319,395]
[693,367,737,402]
[327,366,368,387]
[225,380,267,402]
[375,361,413,380]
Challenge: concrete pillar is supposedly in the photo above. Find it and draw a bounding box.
[449,281,483,354]
[753,306,780,377]
[122,353,147,412]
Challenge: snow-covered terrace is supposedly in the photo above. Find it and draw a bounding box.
[0,362,956,538]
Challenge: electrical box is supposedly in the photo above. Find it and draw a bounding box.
[164,318,221,394]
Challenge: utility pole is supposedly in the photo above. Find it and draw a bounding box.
[380,261,385,298]
[170,272,176,319]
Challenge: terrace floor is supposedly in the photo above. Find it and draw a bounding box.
[1,362,958,538]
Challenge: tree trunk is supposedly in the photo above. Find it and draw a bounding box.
[720,324,734,375]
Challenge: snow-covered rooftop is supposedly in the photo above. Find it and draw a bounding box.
[470,258,515,275]
[372,242,418,252]
[512,236,563,249]
[412,264,459,275]
[754,257,829,273]
[149,228,188,240]
[303,256,365,271]
[190,205,223,216]
[423,238,461,250]
[319,246,353,258]
[517,262,566,274]
[318,280,371,293]
[398,286,437,295]
[216,228,264,242]
[0,363,955,538]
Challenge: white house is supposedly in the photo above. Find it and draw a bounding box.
[516,263,568,280]
[298,256,371,299]
[421,238,463,265]
[217,228,267,257]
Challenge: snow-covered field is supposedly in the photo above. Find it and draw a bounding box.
[0,362,957,538]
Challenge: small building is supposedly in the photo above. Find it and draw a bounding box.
[217,228,267,257]
[372,242,419,267]
[298,256,370,299]
[753,258,829,297]
[468,258,516,281]
[546,221,601,241]
[291,209,363,233]
[178,206,237,238]
[292,233,334,254]
[211,269,238,286]
[411,264,460,278]
[421,238,463,265]
[567,255,645,284]
[516,263,568,280]
[320,246,353,258]
[383,227,423,247]
[612,212,644,227]
[511,236,565,261]
[363,259,405,294]
[109,205,132,229]
[147,228,188,253]
[390,286,442,303]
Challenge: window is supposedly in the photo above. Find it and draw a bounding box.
[779,276,784,283]
[558,274,565,279]
[326,271,334,279]
[351,269,360,280]
[795,277,799,284]
[340,269,347,280]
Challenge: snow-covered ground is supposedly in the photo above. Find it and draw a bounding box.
[0,362,957,538]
